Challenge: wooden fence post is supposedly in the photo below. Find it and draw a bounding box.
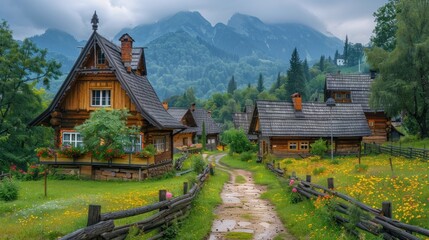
[389,158,394,173]
[159,190,167,211]
[306,175,311,183]
[358,145,362,165]
[328,178,334,189]
[382,201,392,218]
[183,182,188,195]
[87,205,101,226]
[409,147,413,159]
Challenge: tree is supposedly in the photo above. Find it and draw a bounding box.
[366,0,429,137]
[334,50,339,64]
[0,21,60,171]
[75,109,138,160]
[201,121,206,150]
[286,48,306,99]
[257,73,264,93]
[227,75,237,94]
[343,35,349,63]
[371,0,400,51]
[220,128,253,154]
[319,55,325,72]
[173,87,197,108]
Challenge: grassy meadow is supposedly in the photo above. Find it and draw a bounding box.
[221,153,429,239]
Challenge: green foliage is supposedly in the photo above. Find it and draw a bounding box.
[0,179,19,201]
[354,164,368,173]
[239,151,253,162]
[125,225,142,240]
[221,128,253,154]
[371,0,399,51]
[191,155,205,174]
[346,204,372,235]
[75,109,138,161]
[35,147,55,158]
[310,138,328,156]
[367,0,429,137]
[312,167,326,175]
[0,21,60,172]
[162,219,179,239]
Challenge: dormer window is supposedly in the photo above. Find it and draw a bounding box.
[91,90,111,106]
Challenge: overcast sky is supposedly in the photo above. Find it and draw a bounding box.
[1,0,388,43]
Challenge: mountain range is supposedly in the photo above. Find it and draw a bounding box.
[27,11,344,100]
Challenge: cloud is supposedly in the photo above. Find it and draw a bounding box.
[0,0,388,43]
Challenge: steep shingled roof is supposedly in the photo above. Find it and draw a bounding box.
[30,31,183,129]
[250,100,371,138]
[167,108,198,134]
[233,106,257,140]
[191,108,221,135]
[325,74,382,112]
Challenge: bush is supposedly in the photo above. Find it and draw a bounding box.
[191,155,205,174]
[221,129,253,154]
[310,138,328,156]
[239,151,253,162]
[312,167,326,175]
[58,146,87,159]
[136,144,156,158]
[0,179,19,201]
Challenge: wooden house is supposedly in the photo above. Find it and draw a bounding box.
[233,105,257,141]
[166,105,198,150]
[190,104,221,150]
[325,73,389,143]
[248,94,371,157]
[29,13,184,180]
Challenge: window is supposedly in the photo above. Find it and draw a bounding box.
[300,141,309,150]
[154,136,166,153]
[97,50,105,64]
[91,90,111,107]
[368,120,375,127]
[124,135,142,153]
[62,132,84,147]
[288,142,298,150]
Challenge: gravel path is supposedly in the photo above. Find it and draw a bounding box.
[206,154,295,240]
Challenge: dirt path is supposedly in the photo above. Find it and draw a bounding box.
[206,154,295,240]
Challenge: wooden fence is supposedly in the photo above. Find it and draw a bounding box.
[0,173,11,180]
[61,165,212,240]
[363,143,429,160]
[174,153,188,170]
[266,163,429,239]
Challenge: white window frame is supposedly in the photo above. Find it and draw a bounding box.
[124,134,142,153]
[62,132,84,147]
[91,90,111,107]
[154,136,166,153]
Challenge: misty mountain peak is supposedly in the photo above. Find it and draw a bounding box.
[227,13,269,35]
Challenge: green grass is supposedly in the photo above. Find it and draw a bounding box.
[0,174,196,239]
[235,175,246,184]
[224,232,253,239]
[386,137,429,149]
[175,168,228,239]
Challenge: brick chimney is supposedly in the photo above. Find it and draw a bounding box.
[162,101,168,110]
[119,33,134,72]
[291,93,302,111]
[191,103,196,112]
[207,111,212,117]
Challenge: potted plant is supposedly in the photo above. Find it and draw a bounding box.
[58,145,87,160]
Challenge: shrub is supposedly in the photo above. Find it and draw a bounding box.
[354,164,368,173]
[312,167,326,175]
[58,146,86,159]
[191,155,205,174]
[136,144,156,158]
[35,147,55,158]
[221,129,253,154]
[0,179,19,201]
[239,151,253,162]
[310,138,328,156]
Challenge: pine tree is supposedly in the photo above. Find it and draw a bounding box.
[319,55,325,72]
[343,35,349,64]
[257,73,264,92]
[276,72,281,88]
[303,59,311,82]
[334,50,339,64]
[286,48,306,99]
[227,75,237,94]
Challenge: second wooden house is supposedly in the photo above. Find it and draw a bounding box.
[249,94,371,158]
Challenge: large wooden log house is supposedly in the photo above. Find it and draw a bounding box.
[325,73,389,143]
[249,94,371,157]
[29,13,184,180]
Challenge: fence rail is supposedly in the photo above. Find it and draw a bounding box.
[266,163,429,239]
[363,143,429,160]
[0,173,11,180]
[61,165,212,240]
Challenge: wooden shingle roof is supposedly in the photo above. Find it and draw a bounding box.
[191,108,221,135]
[325,74,382,112]
[30,31,183,130]
[167,108,198,134]
[250,100,371,138]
